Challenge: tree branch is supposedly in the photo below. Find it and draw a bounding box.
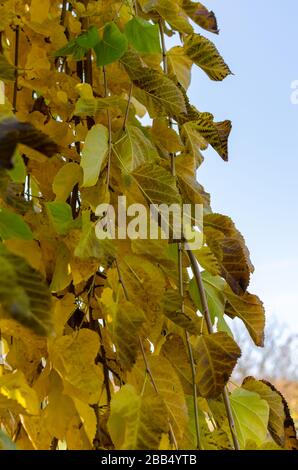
[12,25,20,113]
[178,243,201,450]
[103,66,112,190]
[158,19,175,176]
[187,249,240,450]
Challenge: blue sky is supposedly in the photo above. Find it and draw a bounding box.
[185,1,298,331]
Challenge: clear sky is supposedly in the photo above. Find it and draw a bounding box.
[186,1,298,331]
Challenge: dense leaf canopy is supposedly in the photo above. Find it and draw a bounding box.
[0,0,296,451]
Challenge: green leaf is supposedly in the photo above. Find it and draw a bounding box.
[0,54,15,81]
[242,377,285,447]
[46,202,74,235]
[81,124,109,188]
[0,245,52,336]
[94,22,128,66]
[230,388,270,449]
[184,33,232,81]
[76,25,99,49]
[108,384,168,450]
[0,207,33,240]
[190,272,225,323]
[6,150,26,183]
[243,377,298,449]
[124,17,161,54]
[194,332,241,398]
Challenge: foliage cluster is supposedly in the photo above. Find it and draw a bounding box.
[0,0,297,451]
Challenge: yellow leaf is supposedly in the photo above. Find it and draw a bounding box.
[49,329,103,403]
[108,384,168,450]
[30,0,50,23]
[81,124,109,187]
[25,45,51,80]
[0,370,40,415]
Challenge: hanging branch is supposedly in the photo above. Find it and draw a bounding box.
[158,9,239,451]
[104,65,112,189]
[158,19,175,176]
[115,259,178,450]
[178,243,201,450]
[187,249,240,450]
[12,25,20,113]
[123,83,133,130]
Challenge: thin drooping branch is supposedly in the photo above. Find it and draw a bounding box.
[178,243,201,450]
[12,25,20,113]
[60,0,68,26]
[158,19,175,176]
[115,259,178,450]
[187,249,240,450]
[123,83,133,130]
[103,66,112,189]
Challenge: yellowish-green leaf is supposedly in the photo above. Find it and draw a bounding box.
[0,245,52,336]
[53,163,83,202]
[225,288,265,347]
[108,384,168,450]
[230,388,270,449]
[242,377,286,447]
[184,34,232,81]
[132,163,181,205]
[152,119,184,154]
[0,207,33,240]
[161,335,193,395]
[0,54,15,81]
[243,378,298,450]
[116,125,158,172]
[81,124,108,188]
[167,46,192,90]
[108,300,146,370]
[195,332,241,398]
[163,290,203,335]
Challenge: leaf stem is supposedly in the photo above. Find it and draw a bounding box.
[186,249,240,450]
